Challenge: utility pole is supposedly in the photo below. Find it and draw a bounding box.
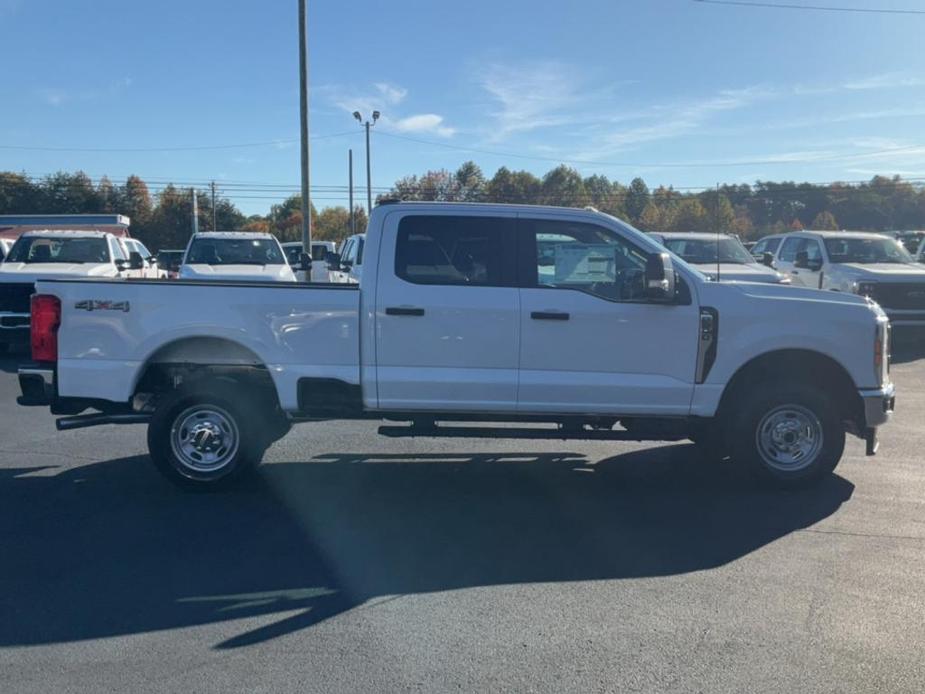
[210,181,217,231]
[191,187,199,235]
[348,148,355,234]
[353,110,379,214]
[298,0,312,253]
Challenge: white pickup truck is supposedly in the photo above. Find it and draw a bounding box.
[178,231,296,283]
[0,230,149,353]
[757,230,925,327]
[16,202,894,489]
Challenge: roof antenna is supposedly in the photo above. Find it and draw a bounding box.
[715,183,721,283]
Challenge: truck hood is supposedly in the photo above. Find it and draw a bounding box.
[835,262,925,282]
[698,263,786,284]
[721,280,882,313]
[179,263,296,282]
[0,262,116,282]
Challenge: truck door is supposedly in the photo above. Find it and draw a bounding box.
[516,216,699,415]
[778,236,823,288]
[374,213,519,411]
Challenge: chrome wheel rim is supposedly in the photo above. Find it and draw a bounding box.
[170,405,239,475]
[756,404,824,472]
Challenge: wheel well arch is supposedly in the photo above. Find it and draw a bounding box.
[717,349,863,425]
[132,337,282,414]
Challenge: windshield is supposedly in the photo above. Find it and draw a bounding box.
[185,237,284,265]
[662,237,754,265]
[824,237,914,264]
[7,236,110,264]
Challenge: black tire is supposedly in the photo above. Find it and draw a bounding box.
[731,382,845,487]
[147,382,267,490]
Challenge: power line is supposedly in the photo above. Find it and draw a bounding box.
[693,0,925,15]
[0,131,358,153]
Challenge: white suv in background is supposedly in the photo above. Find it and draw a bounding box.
[767,230,925,326]
[179,232,296,282]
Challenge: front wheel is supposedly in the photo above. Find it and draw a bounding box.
[147,384,267,490]
[732,383,845,487]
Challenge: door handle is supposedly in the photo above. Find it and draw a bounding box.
[385,307,425,316]
[791,270,799,275]
[531,311,570,321]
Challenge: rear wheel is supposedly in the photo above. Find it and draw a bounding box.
[732,382,844,486]
[147,383,267,490]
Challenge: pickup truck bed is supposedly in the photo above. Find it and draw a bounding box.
[51,279,360,411]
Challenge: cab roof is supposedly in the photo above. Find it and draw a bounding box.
[20,229,114,238]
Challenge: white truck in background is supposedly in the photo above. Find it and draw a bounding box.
[178,232,296,283]
[17,202,894,490]
[0,230,150,353]
[760,230,925,327]
[650,232,790,284]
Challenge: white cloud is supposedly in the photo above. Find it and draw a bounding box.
[391,113,455,137]
[34,77,132,108]
[374,82,407,105]
[320,81,456,138]
[479,62,585,138]
[36,88,67,107]
[843,73,925,91]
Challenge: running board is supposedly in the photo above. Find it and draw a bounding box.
[377,424,687,442]
[56,413,152,431]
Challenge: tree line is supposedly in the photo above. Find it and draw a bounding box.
[381,162,925,237]
[2,166,924,251]
[0,171,366,251]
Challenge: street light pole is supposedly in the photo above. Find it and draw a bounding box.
[298,0,312,254]
[348,148,355,235]
[353,110,379,215]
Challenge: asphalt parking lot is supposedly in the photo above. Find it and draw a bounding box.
[1,342,924,694]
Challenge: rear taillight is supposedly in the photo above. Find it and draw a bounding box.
[31,294,61,363]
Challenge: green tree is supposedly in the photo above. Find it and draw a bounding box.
[672,198,708,232]
[637,202,663,231]
[811,210,838,230]
[700,191,735,231]
[0,172,38,213]
[624,177,650,223]
[454,161,485,202]
[120,175,153,226]
[541,165,586,207]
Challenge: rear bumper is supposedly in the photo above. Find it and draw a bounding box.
[17,365,54,406]
[858,383,895,428]
[0,312,30,343]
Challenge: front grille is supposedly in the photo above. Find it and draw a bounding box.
[0,283,34,313]
[870,283,925,310]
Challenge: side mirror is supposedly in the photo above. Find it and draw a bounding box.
[300,252,312,272]
[115,259,128,271]
[761,252,775,268]
[128,251,144,270]
[794,251,809,269]
[645,252,676,303]
[326,252,342,271]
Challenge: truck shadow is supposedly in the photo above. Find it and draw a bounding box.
[0,446,853,650]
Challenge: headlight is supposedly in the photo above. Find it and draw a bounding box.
[853,280,877,297]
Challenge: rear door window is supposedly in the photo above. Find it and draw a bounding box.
[394,216,514,286]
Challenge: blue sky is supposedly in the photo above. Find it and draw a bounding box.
[2,0,925,215]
